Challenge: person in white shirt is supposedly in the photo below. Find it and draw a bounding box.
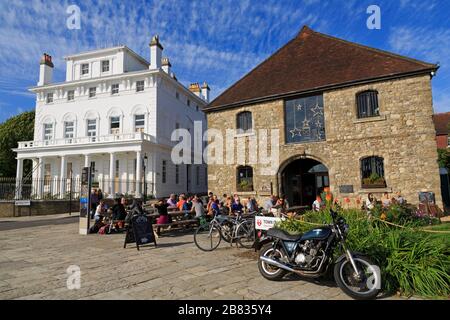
[365,193,376,211]
[94,200,106,221]
[312,196,323,212]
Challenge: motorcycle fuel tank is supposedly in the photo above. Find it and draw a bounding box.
[300,227,332,241]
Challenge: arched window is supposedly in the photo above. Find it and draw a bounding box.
[361,156,386,188]
[356,90,379,118]
[236,111,252,133]
[237,166,253,191]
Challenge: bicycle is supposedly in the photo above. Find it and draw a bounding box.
[194,210,262,251]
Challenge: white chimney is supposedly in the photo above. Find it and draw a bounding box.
[149,35,163,70]
[201,82,210,103]
[162,57,171,74]
[38,53,54,86]
[189,83,201,98]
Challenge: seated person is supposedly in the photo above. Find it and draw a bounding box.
[191,197,205,219]
[154,198,170,235]
[231,197,244,216]
[112,198,127,221]
[210,199,221,216]
[94,200,106,222]
[312,196,323,212]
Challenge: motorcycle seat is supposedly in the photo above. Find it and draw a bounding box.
[267,228,302,241]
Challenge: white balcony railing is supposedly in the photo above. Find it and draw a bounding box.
[17,132,157,149]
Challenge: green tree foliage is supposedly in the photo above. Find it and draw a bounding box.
[437,148,450,170]
[0,111,35,177]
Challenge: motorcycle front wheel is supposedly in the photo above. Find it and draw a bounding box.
[257,243,287,281]
[334,254,381,300]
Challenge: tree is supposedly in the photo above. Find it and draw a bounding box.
[437,148,450,171]
[0,111,35,177]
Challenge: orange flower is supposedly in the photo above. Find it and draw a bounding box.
[356,197,361,205]
[325,193,332,201]
[344,197,351,203]
[324,187,330,193]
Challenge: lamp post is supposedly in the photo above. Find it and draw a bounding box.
[142,153,148,203]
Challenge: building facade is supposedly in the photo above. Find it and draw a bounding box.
[205,26,443,208]
[433,112,450,149]
[14,36,208,199]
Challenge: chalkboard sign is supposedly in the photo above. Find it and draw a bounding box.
[339,185,354,194]
[123,214,157,250]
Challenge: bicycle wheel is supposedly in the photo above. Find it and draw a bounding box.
[236,220,255,249]
[194,223,222,251]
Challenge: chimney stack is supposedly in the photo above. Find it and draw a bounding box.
[189,83,202,98]
[38,53,54,86]
[201,82,210,103]
[149,35,163,70]
[162,57,171,74]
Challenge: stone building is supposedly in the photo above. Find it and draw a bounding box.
[204,26,443,208]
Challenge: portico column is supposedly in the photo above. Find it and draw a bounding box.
[84,154,90,168]
[136,150,142,197]
[59,156,66,199]
[109,153,115,196]
[37,157,44,199]
[15,158,24,199]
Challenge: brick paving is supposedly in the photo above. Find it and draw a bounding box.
[0,214,405,300]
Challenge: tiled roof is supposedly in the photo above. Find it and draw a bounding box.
[207,26,437,111]
[433,112,450,135]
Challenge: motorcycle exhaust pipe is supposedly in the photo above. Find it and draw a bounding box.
[259,256,322,278]
[260,256,297,273]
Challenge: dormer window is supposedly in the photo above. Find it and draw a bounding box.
[102,60,110,72]
[46,93,54,104]
[81,63,89,75]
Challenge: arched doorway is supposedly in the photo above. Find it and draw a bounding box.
[280,158,329,207]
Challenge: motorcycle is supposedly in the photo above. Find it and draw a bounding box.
[256,209,381,300]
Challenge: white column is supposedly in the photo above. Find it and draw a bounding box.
[59,156,66,199]
[109,153,115,196]
[15,158,24,199]
[136,151,142,197]
[84,154,90,168]
[37,157,44,199]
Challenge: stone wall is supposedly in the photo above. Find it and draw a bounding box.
[0,200,80,217]
[206,74,443,208]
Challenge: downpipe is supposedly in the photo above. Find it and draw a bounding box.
[260,256,324,278]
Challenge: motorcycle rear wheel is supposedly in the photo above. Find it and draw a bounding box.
[334,254,381,300]
[258,243,287,281]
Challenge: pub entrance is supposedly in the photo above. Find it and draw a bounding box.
[280,158,329,207]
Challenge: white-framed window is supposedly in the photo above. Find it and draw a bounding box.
[110,116,120,134]
[134,114,145,133]
[136,80,145,92]
[46,93,53,104]
[64,121,75,141]
[43,123,53,141]
[102,60,110,72]
[111,83,119,95]
[81,63,89,75]
[87,119,97,141]
[67,90,75,101]
[89,87,96,98]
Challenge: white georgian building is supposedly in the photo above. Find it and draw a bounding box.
[14,36,209,199]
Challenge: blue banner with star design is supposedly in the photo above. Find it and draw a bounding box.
[285,94,325,144]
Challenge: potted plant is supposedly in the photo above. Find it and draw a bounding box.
[362,172,386,188]
[238,180,253,192]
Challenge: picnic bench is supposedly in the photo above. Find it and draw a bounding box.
[146,209,199,235]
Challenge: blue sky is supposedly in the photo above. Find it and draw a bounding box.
[0,0,449,122]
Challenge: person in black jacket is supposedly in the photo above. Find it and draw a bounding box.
[112,198,126,221]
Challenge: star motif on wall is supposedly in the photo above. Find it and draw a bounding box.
[315,119,322,128]
[302,118,310,129]
[290,127,302,138]
[296,104,303,111]
[311,103,323,118]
